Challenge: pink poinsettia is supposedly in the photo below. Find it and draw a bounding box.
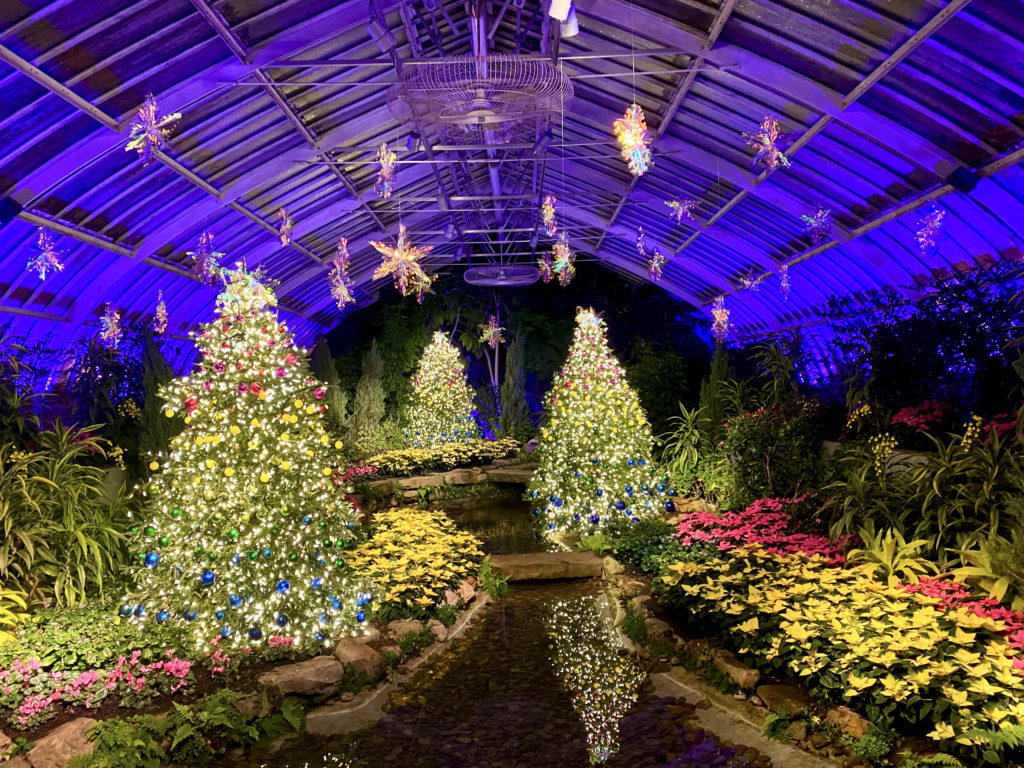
[891,400,948,432]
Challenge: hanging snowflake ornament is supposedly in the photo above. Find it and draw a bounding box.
[800,205,832,244]
[711,295,730,343]
[186,230,225,286]
[479,315,507,350]
[551,233,575,287]
[647,247,668,281]
[739,270,766,292]
[666,198,699,225]
[370,223,435,302]
[99,304,122,349]
[538,251,554,284]
[277,208,295,247]
[327,237,356,310]
[542,195,558,238]
[613,103,652,177]
[742,116,791,174]
[153,291,169,335]
[375,142,397,199]
[915,204,945,254]
[779,264,791,302]
[124,94,181,166]
[27,227,65,279]
[636,226,647,258]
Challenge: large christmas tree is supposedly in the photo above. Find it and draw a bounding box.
[528,309,671,537]
[404,331,477,448]
[123,264,368,650]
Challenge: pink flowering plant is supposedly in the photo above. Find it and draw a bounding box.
[890,400,948,433]
[674,495,851,565]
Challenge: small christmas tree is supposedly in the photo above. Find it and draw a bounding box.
[123,264,368,650]
[404,331,477,447]
[528,308,672,537]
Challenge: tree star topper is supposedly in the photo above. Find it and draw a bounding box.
[220,261,278,312]
[328,237,356,310]
[375,142,397,199]
[613,103,652,177]
[125,94,180,166]
[28,227,65,279]
[542,195,558,238]
[370,223,434,302]
[186,230,225,286]
[742,116,791,174]
[479,315,506,350]
[666,199,699,225]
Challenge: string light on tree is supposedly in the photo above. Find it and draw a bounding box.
[527,308,672,538]
[153,291,169,335]
[27,227,64,279]
[375,142,397,199]
[742,115,791,174]
[277,208,295,247]
[647,247,668,282]
[186,231,225,286]
[404,331,478,448]
[100,304,123,349]
[327,237,356,310]
[779,264,791,301]
[122,263,368,650]
[612,103,652,177]
[711,295,730,343]
[125,94,180,166]
[916,204,945,255]
[665,198,699,225]
[369,223,434,302]
[538,251,554,284]
[478,315,506,350]
[551,233,575,287]
[800,205,831,244]
[541,194,558,237]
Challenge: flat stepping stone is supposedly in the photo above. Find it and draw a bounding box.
[489,552,603,581]
[485,468,535,484]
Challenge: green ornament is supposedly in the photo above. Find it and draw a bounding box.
[144,525,156,537]
[334,559,345,570]
[171,508,182,518]
[207,551,218,561]
[159,536,169,547]
[323,538,332,547]
[248,552,258,561]
[227,529,239,540]
[334,540,345,548]
[129,526,139,534]
[288,553,297,561]
[317,520,326,529]
[195,545,204,555]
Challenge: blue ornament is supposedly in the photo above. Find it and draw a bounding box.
[533,509,541,516]
[200,570,216,586]
[548,522,556,530]
[596,489,604,497]
[573,513,580,520]
[314,632,325,642]
[276,579,290,594]
[664,500,676,512]
[220,626,232,637]
[184,609,198,622]
[318,612,330,625]
[331,598,342,610]
[627,458,635,466]
[134,604,145,618]
[589,514,600,524]
[248,627,263,640]
[549,495,557,503]
[276,614,289,627]
[215,610,225,620]
[530,490,538,498]
[669,489,677,496]
[357,593,371,606]
[554,498,563,508]
[229,594,243,608]
[592,458,599,464]
[356,611,366,623]
[311,577,323,589]
[262,548,272,557]
[615,501,626,510]
[347,522,354,528]
[156,610,169,624]
[625,486,633,496]
[232,553,242,565]
[631,516,640,523]
[574,471,581,478]
[144,552,159,568]
[303,516,312,525]
[657,483,665,492]
[638,459,646,466]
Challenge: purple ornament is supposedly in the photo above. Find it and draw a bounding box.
[238,382,249,393]
[214,361,225,373]
[275,367,286,378]
[204,381,212,390]
[314,388,325,400]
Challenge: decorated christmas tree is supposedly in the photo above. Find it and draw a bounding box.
[123,264,368,650]
[528,308,672,537]
[404,331,478,448]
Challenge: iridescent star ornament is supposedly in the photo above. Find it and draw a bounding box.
[153,291,169,335]
[27,227,64,279]
[742,116,791,174]
[370,223,434,302]
[647,248,668,282]
[375,142,397,199]
[915,204,945,254]
[551,233,575,287]
[711,295,730,343]
[800,205,831,244]
[542,195,558,238]
[779,264,791,302]
[479,315,506,350]
[613,103,652,177]
[538,251,554,284]
[636,226,647,258]
[221,261,278,312]
[125,94,180,166]
[277,208,295,247]
[665,199,699,225]
[328,237,356,310]
[186,230,225,286]
[99,304,123,349]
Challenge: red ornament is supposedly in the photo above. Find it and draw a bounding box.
[184,397,198,412]
[203,381,212,391]
[285,353,297,365]
[235,362,244,371]
[244,349,253,358]
[250,381,264,395]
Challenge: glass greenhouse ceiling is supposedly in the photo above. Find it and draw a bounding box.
[0,0,1022,359]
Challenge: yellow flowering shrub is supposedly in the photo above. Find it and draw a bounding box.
[370,437,520,477]
[346,508,483,620]
[660,547,1024,756]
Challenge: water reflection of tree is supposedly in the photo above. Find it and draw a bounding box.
[546,596,645,764]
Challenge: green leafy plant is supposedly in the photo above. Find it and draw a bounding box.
[434,604,458,627]
[847,525,937,586]
[617,603,649,646]
[347,340,388,458]
[476,557,509,597]
[499,332,533,438]
[848,725,893,764]
[603,518,689,575]
[0,586,28,644]
[762,709,792,742]
[658,404,704,492]
[397,627,436,656]
[578,532,611,554]
[381,649,401,669]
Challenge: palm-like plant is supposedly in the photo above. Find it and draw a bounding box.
[847,525,937,586]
